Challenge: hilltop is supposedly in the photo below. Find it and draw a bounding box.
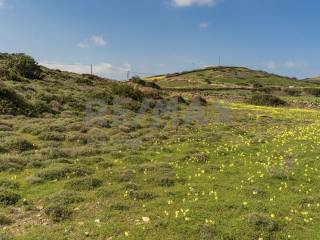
[145,66,318,89]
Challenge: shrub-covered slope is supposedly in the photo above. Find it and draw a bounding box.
[0,53,147,116]
[2,54,320,240]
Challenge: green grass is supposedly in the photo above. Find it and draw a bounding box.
[1,101,320,239]
[2,53,320,239]
[145,66,320,89]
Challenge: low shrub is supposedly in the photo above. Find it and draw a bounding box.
[26,176,44,185]
[283,88,302,96]
[0,122,12,132]
[2,137,36,152]
[156,176,175,187]
[0,180,20,190]
[110,203,130,211]
[0,190,21,205]
[118,170,136,182]
[39,132,66,141]
[0,156,26,172]
[45,204,72,222]
[0,215,13,225]
[248,94,286,106]
[96,188,114,198]
[304,88,320,97]
[87,128,109,143]
[130,76,160,89]
[124,182,139,191]
[37,166,92,181]
[39,148,68,159]
[247,212,279,233]
[46,190,83,205]
[128,190,156,201]
[65,177,102,191]
[130,76,145,85]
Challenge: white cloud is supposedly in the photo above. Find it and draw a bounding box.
[91,36,107,46]
[263,61,277,70]
[77,35,107,48]
[40,62,131,80]
[171,0,218,7]
[262,61,306,70]
[199,22,209,28]
[77,43,90,49]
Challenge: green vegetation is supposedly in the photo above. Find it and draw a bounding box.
[145,66,319,89]
[5,54,42,80]
[1,53,320,239]
[248,94,286,106]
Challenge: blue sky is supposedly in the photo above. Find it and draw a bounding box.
[0,0,320,79]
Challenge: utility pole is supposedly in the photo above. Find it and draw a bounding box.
[219,56,221,66]
[90,64,93,75]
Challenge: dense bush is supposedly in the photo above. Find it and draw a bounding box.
[65,177,102,191]
[39,132,66,141]
[248,94,286,106]
[128,190,156,201]
[0,190,21,205]
[118,170,136,182]
[0,84,34,116]
[5,54,42,80]
[110,83,144,101]
[283,88,302,96]
[37,166,92,181]
[247,212,279,233]
[45,204,72,222]
[0,83,50,116]
[2,137,36,152]
[0,156,26,172]
[304,88,320,97]
[130,76,145,85]
[130,76,160,89]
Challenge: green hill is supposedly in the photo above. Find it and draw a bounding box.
[2,54,320,239]
[0,53,147,116]
[145,66,317,89]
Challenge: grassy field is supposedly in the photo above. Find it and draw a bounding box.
[1,54,320,239]
[1,102,320,239]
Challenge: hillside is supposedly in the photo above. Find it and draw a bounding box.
[2,54,320,239]
[145,66,318,89]
[0,54,150,117]
[304,76,320,83]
